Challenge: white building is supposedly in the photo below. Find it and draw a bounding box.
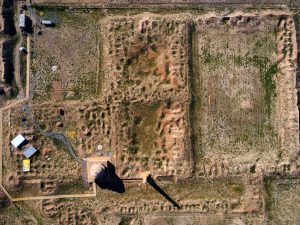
[41,20,54,26]
[19,14,26,28]
[10,134,26,148]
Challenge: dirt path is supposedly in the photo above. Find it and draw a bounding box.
[0,183,13,202]
[14,39,25,99]
[13,3,25,99]
[12,183,96,202]
[26,35,31,98]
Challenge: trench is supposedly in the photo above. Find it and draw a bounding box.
[2,40,15,85]
[0,0,21,99]
[187,20,202,173]
[2,0,16,36]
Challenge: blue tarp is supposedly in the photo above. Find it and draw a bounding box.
[22,145,37,158]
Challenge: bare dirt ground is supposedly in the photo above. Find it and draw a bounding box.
[0,5,299,225]
[1,103,89,198]
[32,10,100,100]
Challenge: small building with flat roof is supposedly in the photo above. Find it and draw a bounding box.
[19,14,26,28]
[22,159,30,172]
[22,145,37,158]
[41,20,55,26]
[10,134,26,148]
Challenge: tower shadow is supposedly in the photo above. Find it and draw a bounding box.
[23,17,33,34]
[147,176,181,209]
[94,161,125,193]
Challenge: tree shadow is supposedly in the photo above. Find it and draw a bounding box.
[94,161,125,193]
[147,176,181,209]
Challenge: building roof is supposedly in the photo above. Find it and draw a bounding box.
[22,159,30,172]
[22,145,37,158]
[23,159,30,165]
[41,20,53,25]
[11,134,26,148]
[19,14,26,28]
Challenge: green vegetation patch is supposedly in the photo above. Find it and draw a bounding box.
[264,177,300,224]
[190,19,279,167]
[201,45,278,117]
[128,102,161,157]
[55,180,88,195]
[232,54,278,116]
[51,137,67,151]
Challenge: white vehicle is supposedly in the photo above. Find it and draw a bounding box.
[41,20,55,26]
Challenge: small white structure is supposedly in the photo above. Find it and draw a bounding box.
[10,134,26,148]
[41,20,54,26]
[19,14,26,28]
[97,144,103,151]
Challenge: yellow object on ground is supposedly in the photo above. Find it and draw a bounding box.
[22,159,30,172]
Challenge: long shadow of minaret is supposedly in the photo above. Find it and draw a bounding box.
[94,161,125,193]
[147,176,181,209]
